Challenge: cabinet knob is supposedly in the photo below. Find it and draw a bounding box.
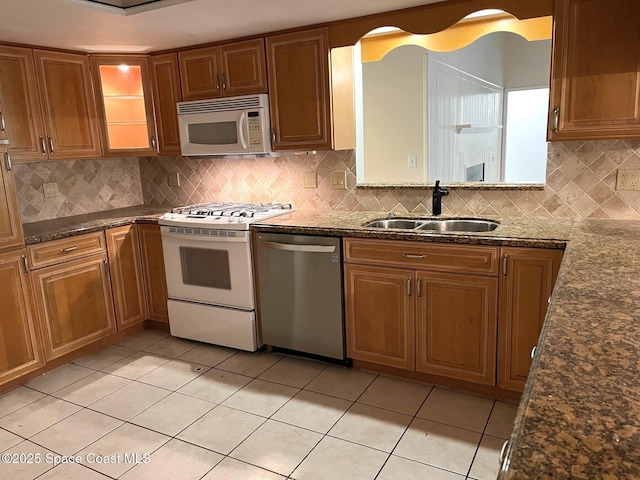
[0,110,5,133]
[21,255,29,275]
[151,136,157,152]
[502,253,508,277]
[407,277,411,297]
[552,107,560,133]
[60,245,79,253]
[215,74,221,91]
[417,277,422,298]
[222,72,227,91]
[48,136,55,154]
[531,345,537,359]
[40,137,47,156]
[271,128,276,144]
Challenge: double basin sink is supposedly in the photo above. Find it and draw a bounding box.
[363,217,499,233]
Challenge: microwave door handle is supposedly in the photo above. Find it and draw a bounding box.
[238,112,247,149]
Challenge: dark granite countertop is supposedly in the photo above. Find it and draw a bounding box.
[253,210,640,479]
[20,206,640,478]
[22,204,171,245]
[252,210,573,248]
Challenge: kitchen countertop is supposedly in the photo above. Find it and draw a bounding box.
[20,206,640,478]
[22,204,170,245]
[253,210,640,480]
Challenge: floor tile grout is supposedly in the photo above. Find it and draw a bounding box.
[2,332,517,480]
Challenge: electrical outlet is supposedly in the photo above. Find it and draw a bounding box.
[330,171,347,190]
[408,155,417,168]
[303,171,317,188]
[167,171,180,187]
[43,182,59,198]
[616,169,640,191]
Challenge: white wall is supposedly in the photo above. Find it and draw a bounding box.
[503,36,551,88]
[429,33,505,86]
[361,45,425,183]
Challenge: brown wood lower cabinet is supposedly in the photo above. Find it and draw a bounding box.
[416,271,498,385]
[30,247,116,361]
[344,238,563,391]
[138,224,169,323]
[106,225,146,329]
[0,249,43,384]
[344,238,500,385]
[344,264,415,370]
[498,247,563,391]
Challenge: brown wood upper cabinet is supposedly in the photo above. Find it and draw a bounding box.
[498,247,562,391]
[179,38,267,101]
[266,28,332,151]
[0,47,101,161]
[33,50,102,160]
[0,141,24,252]
[548,0,640,140]
[149,53,182,155]
[0,249,44,386]
[91,56,157,156]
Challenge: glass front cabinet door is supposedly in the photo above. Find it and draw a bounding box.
[91,56,158,156]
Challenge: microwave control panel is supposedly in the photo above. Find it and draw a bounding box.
[247,111,264,150]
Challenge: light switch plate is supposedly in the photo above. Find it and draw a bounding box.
[616,169,640,191]
[330,171,347,190]
[408,155,417,168]
[168,171,180,187]
[43,182,59,198]
[303,171,317,188]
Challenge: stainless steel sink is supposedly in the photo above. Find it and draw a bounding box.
[416,219,499,232]
[362,217,499,232]
[363,219,426,229]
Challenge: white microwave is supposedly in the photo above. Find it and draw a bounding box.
[177,93,273,156]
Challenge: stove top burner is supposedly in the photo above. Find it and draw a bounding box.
[159,202,293,230]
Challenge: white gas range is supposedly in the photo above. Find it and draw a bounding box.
[158,202,292,350]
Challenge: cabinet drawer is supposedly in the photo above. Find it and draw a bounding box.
[344,238,499,276]
[28,231,106,269]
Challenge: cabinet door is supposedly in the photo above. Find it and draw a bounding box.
[220,39,267,97]
[150,53,182,154]
[344,264,414,370]
[138,224,168,323]
[499,247,562,391]
[549,0,640,140]
[33,50,102,159]
[0,250,43,386]
[0,46,46,161]
[266,28,332,150]
[0,143,25,251]
[106,225,146,329]
[416,271,498,385]
[91,56,157,156]
[31,253,116,360]
[179,46,222,101]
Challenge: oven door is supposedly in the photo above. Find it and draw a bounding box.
[178,109,249,156]
[160,227,254,309]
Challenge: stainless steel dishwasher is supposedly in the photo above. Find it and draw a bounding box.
[255,232,345,360]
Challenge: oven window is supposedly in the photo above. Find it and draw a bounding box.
[188,121,238,145]
[179,247,231,289]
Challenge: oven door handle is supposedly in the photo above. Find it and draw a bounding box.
[260,240,335,253]
[161,230,249,243]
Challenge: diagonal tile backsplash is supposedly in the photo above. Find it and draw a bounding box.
[13,140,640,223]
[14,157,143,223]
[139,140,640,220]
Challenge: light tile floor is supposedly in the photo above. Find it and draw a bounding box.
[0,329,518,480]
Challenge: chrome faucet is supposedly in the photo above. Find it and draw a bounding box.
[432,180,449,215]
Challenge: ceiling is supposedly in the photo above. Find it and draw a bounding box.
[0,0,445,53]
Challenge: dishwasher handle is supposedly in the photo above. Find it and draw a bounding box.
[260,240,336,253]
